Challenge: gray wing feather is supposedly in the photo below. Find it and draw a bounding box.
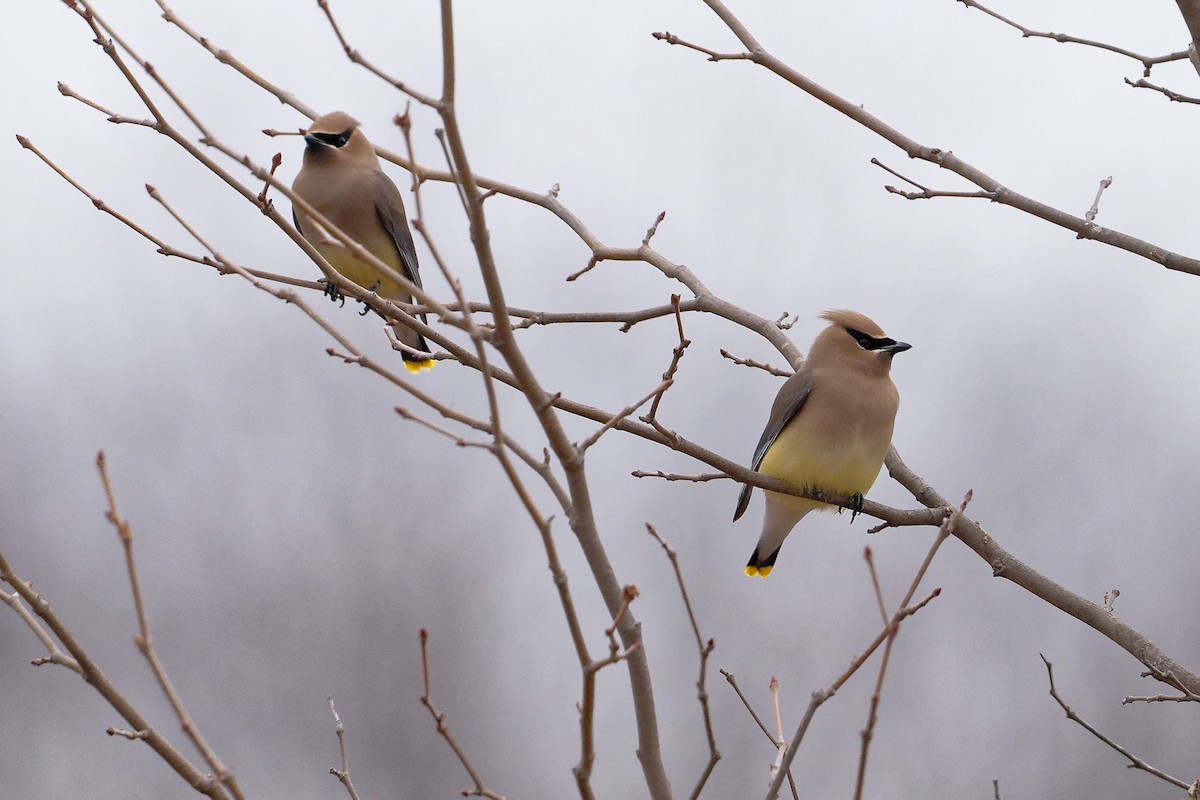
[732,368,815,521]
[372,171,425,300]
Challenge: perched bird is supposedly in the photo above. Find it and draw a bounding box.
[733,310,910,577]
[292,111,434,373]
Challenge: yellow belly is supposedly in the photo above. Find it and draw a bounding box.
[316,232,407,301]
[758,421,888,504]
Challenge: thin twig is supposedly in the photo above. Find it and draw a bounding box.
[1041,655,1190,790]
[1124,77,1200,104]
[316,0,443,108]
[646,525,720,800]
[872,158,995,200]
[955,0,1188,77]
[660,2,1200,277]
[644,294,690,423]
[764,494,967,800]
[0,587,82,674]
[1084,177,1113,223]
[580,380,673,453]
[97,452,246,800]
[719,349,792,377]
[419,630,507,800]
[327,699,363,800]
[630,470,729,482]
[0,550,229,800]
[718,670,799,800]
[577,586,643,798]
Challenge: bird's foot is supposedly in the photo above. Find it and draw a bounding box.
[360,281,383,316]
[848,492,865,523]
[320,279,346,307]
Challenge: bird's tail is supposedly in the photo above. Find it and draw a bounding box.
[742,496,814,579]
[394,324,435,373]
[744,546,782,578]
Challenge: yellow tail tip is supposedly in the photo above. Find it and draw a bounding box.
[404,359,436,374]
[744,565,772,578]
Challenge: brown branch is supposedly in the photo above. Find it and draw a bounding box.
[153,0,313,115]
[643,295,691,424]
[646,525,720,800]
[719,671,798,800]
[885,448,1200,695]
[1040,655,1191,790]
[434,1,672,795]
[579,380,672,453]
[396,105,593,686]
[719,349,792,377]
[763,586,941,800]
[97,453,246,800]
[1125,76,1200,104]
[955,0,1190,77]
[1085,177,1113,222]
[315,0,443,108]
[420,630,507,800]
[0,550,229,799]
[663,1,1200,277]
[326,699,364,800]
[631,471,730,482]
[577,586,643,799]
[1122,692,1200,704]
[765,496,965,800]
[864,502,967,799]
[872,158,995,200]
[0,586,82,674]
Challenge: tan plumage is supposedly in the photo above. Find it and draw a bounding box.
[733,310,910,577]
[292,111,434,373]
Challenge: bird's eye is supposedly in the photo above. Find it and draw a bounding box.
[846,328,896,351]
[310,129,353,148]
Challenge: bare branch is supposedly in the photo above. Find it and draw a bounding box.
[631,470,729,482]
[666,0,1200,277]
[580,380,673,453]
[1041,655,1191,790]
[650,30,754,62]
[0,586,82,675]
[577,586,643,799]
[97,452,246,800]
[1084,177,1113,223]
[719,349,792,377]
[327,699,363,800]
[1125,76,1200,104]
[870,157,994,199]
[0,548,229,799]
[420,630,507,800]
[955,0,1189,77]
[646,525,720,800]
[764,494,966,800]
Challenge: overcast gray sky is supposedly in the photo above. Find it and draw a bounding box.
[4,1,1200,798]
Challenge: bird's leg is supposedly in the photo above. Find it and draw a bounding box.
[847,492,865,523]
[360,281,382,316]
[320,279,346,307]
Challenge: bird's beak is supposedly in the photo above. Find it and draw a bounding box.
[886,341,912,355]
[303,132,325,147]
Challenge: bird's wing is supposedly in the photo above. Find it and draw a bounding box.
[732,368,815,521]
[372,171,425,299]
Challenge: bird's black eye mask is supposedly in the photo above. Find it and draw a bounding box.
[309,128,354,148]
[846,327,899,351]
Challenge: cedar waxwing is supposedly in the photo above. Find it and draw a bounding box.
[292,111,434,373]
[733,310,910,578]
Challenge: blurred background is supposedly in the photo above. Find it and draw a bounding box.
[4,1,1199,797]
